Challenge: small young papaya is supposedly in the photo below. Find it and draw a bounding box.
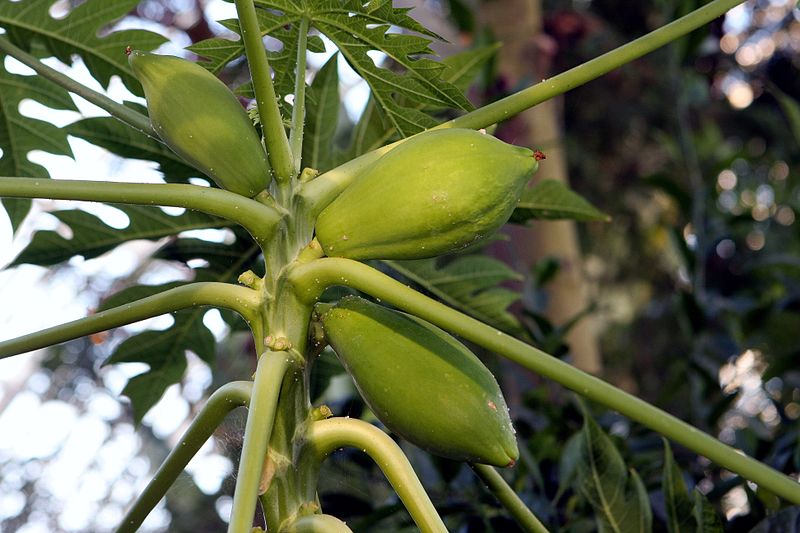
[315,128,540,260]
[128,50,270,198]
[321,296,518,467]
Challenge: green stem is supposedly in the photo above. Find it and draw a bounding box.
[234,0,293,183]
[470,464,548,533]
[0,37,157,138]
[281,514,354,533]
[0,177,282,246]
[443,0,744,131]
[307,417,447,533]
[289,17,310,177]
[288,258,800,505]
[117,381,252,533]
[0,282,260,359]
[228,351,291,533]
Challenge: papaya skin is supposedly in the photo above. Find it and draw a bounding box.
[315,128,539,260]
[128,50,270,198]
[321,296,519,467]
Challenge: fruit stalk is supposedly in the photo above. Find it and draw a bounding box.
[307,417,448,533]
[0,177,282,246]
[0,281,260,359]
[0,38,156,137]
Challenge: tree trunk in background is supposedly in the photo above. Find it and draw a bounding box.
[479,0,602,374]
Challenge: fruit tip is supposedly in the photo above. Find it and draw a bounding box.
[533,149,546,161]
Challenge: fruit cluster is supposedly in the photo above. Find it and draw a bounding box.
[131,52,540,466]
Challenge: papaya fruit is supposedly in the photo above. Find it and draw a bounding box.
[128,50,270,198]
[321,296,518,467]
[315,128,540,260]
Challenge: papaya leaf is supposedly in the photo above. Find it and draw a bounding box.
[152,236,262,283]
[692,490,723,533]
[573,409,652,533]
[662,439,723,532]
[0,54,77,230]
[97,281,214,423]
[190,10,324,116]
[65,114,201,183]
[347,44,499,158]
[511,179,610,223]
[0,0,166,96]
[383,255,525,336]
[255,0,471,137]
[10,205,226,267]
[556,432,583,501]
[663,439,698,533]
[430,43,500,102]
[97,234,261,422]
[302,53,340,172]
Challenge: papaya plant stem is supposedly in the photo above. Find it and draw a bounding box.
[469,464,548,533]
[0,37,157,138]
[0,282,260,359]
[117,381,252,533]
[234,0,293,183]
[281,514,354,533]
[0,177,282,246]
[444,0,744,131]
[228,351,291,533]
[288,258,800,505]
[307,417,447,533]
[289,17,310,177]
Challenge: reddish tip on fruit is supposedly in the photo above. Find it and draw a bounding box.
[534,150,546,161]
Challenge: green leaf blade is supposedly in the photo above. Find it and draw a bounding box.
[10,205,226,267]
[512,179,610,223]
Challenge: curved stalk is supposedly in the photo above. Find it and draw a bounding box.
[444,0,744,131]
[470,464,548,533]
[289,17,310,177]
[297,0,744,217]
[0,282,260,359]
[228,351,292,533]
[0,177,282,246]
[288,258,800,505]
[117,381,252,533]
[307,417,447,533]
[234,0,293,183]
[0,37,157,138]
[281,514,354,533]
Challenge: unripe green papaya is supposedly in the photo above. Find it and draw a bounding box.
[315,128,540,260]
[128,50,270,198]
[321,296,518,467]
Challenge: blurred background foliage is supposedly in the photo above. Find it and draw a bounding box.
[1,0,799,531]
